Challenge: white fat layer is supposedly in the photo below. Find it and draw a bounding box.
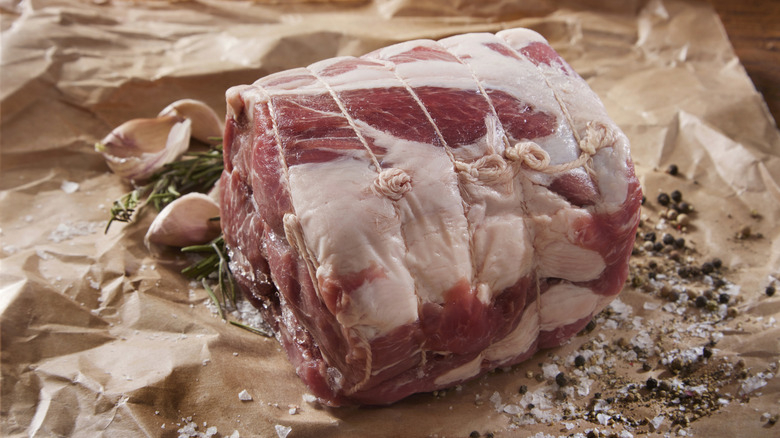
[498,28,630,209]
[439,33,578,165]
[483,303,539,363]
[539,283,600,331]
[289,158,418,337]
[538,241,605,282]
[471,211,533,296]
[362,124,472,304]
[434,354,484,386]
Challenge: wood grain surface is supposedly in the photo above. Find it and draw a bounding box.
[709,0,780,126]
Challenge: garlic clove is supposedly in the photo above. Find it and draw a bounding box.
[144,193,221,253]
[207,177,221,205]
[95,115,191,183]
[158,99,223,144]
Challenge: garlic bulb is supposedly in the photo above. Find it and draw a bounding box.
[95,115,191,183]
[158,99,223,144]
[144,193,221,252]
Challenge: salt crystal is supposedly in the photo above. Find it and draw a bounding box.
[275,424,291,438]
[503,404,522,415]
[596,413,610,425]
[61,180,79,193]
[541,363,559,379]
[238,390,253,401]
[489,391,503,412]
[229,431,240,438]
[619,431,633,438]
[739,373,769,395]
[643,302,660,311]
[205,426,218,437]
[650,415,665,431]
[302,393,317,403]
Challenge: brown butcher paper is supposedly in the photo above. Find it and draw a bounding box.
[1,0,778,437]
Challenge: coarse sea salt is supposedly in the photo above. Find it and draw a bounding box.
[275,425,291,438]
[61,180,79,193]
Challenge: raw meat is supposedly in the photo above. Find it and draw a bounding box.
[219,28,641,406]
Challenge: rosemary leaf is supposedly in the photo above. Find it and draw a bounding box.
[229,320,273,338]
[202,278,224,320]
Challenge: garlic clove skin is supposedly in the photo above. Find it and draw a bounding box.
[158,99,223,144]
[144,193,221,253]
[95,115,191,183]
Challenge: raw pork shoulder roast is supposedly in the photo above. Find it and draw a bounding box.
[220,28,642,406]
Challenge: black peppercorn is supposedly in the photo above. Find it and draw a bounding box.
[555,372,568,387]
[695,295,707,308]
[661,233,674,245]
[646,377,658,390]
[718,293,729,304]
[470,432,481,438]
[671,190,682,203]
[641,195,646,205]
[767,286,776,297]
[678,202,691,213]
[575,355,586,368]
[674,237,685,249]
[648,261,658,270]
[586,320,597,331]
[678,267,690,278]
[667,164,679,175]
[712,258,722,269]
[657,193,670,206]
[643,232,656,242]
[518,385,528,395]
[701,262,714,274]
[703,347,713,359]
[653,242,664,252]
[713,278,726,288]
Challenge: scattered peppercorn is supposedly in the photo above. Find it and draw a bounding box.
[767,286,776,297]
[585,320,597,331]
[674,237,686,249]
[575,355,586,368]
[469,431,481,438]
[712,258,722,269]
[671,190,682,203]
[668,290,681,302]
[678,202,691,213]
[667,164,679,175]
[695,295,707,308]
[594,392,602,399]
[703,347,713,359]
[643,232,656,242]
[646,377,658,390]
[662,233,675,245]
[701,262,714,275]
[653,242,664,252]
[657,193,670,206]
[642,362,652,371]
[555,372,568,387]
[485,433,494,438]
[518,385,528,395]
[718,293,729,304]
[713,278,726,288]
[641,196,646,205]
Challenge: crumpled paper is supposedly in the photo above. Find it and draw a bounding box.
[1,0,778,437]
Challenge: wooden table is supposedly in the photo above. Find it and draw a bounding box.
[709,0,780,127]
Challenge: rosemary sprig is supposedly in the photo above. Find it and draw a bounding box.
[181,234,237,310]
[106,144,224,231]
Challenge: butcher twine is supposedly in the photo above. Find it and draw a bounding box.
[372,168,412,201]
[504,121,616,174]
